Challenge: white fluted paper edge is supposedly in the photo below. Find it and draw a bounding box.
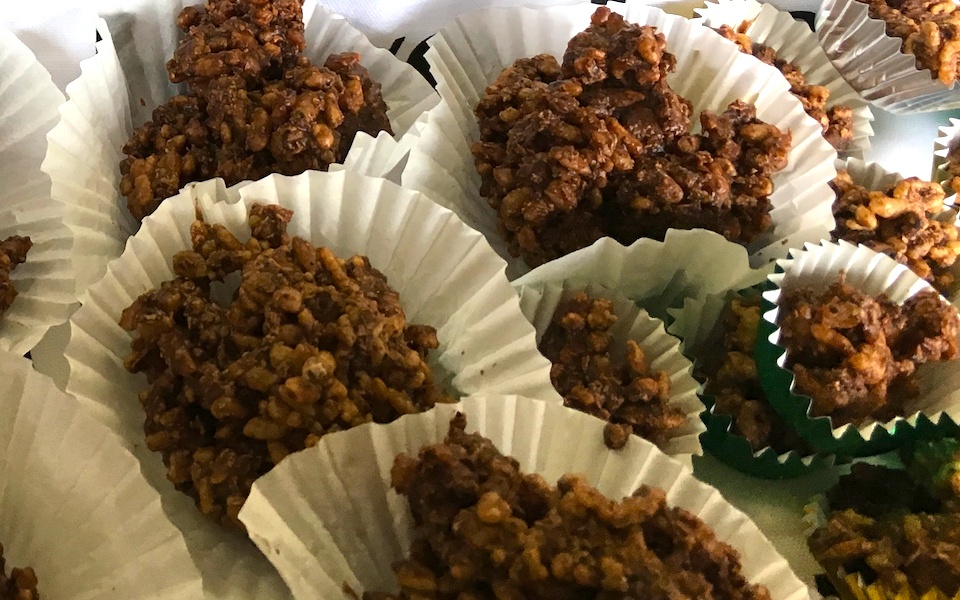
[515,280,704,458]
[401,1,838,278]
[0,350,203,599]
[815,0,960,114]
[55,169,558,597]
[0,26,76,354]
[764,239,960,441]
[933,117,960,191]
[42,0,436,296]
[695,0,874,158]
[238,394,812,600]
[512,229,770,323]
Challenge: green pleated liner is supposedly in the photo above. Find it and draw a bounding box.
[756,239,960,458]
[670,289,836,479]
[514,280,705,460]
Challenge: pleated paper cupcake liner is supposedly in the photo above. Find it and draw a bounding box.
[237,394,812,600]
[400,0,838,277]
[42,0,437,295]
[0,27,76,354]
[515,280,704,458]
[512,228,770,323]
[833,157,960,302]
[0,350,203,599]
[695,0,874,158]
[815,0,960,114]
[757,239,960,457]
[51,169,556,597]
[670,287,836,479]
[933,117,960,193]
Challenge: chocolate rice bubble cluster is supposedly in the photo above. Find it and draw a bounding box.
[364,413,772,600]
[471,7,792,268]
[120,203,453,530]
[120,0,392,222]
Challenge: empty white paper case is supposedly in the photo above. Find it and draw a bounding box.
[0,27,76,355]
[512,228,771,322]
[758,239,960,457]
[51,169,558,598]
[694,0,874,158]
[515,280,705,458]
[399,1,838,278]
[0,350,203,599]
[833,156,960,302]
[933,117,960,192]
[816,0,960,114]
[237,394,813,600]
[42,0,438,296]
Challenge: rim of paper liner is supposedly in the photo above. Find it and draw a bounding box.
[237,394,812,600]
[695,0,874,158]
[56,169,557,597]
[511,229,770,323]
[0,27,76,354]
[0,25,65,214]
[835,156,960,303]
[756,239,960,458]
[669,290,835,479]
[0,350,203,599]
[515,280,705,457]
[400,1,837,278]
[933,117,960,192]
[815,0,960,114]
[42,0,437,296]
[0,202,76,356]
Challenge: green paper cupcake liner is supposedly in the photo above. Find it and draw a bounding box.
[756,239,960,457]
[670,289,836,478]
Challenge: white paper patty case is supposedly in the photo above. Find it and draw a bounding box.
[757,239,960,457]
[0,350,203,599]
[237,394,812,600]
[0,27,76,355]
[399,0,838,279]
[694,0,874,158]
[53,168,559,598]
[932,116,960,191]
[515,280,705,458]
[816,0,960,114]
[513,228,771,322]
[42,0,438,296]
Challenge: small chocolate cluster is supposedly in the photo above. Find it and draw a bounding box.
[778,276,959,426]
[120,204,452,529]
[859,0,960,85]
[0,544,38,600]
[472,7,791,267]
[365,413,772,600]
[831,170,960,294]
[539,292,683,450]
[0,236,31,322]
[121,0,391,221]
[715,22,854,151]
[809,449,960,597]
